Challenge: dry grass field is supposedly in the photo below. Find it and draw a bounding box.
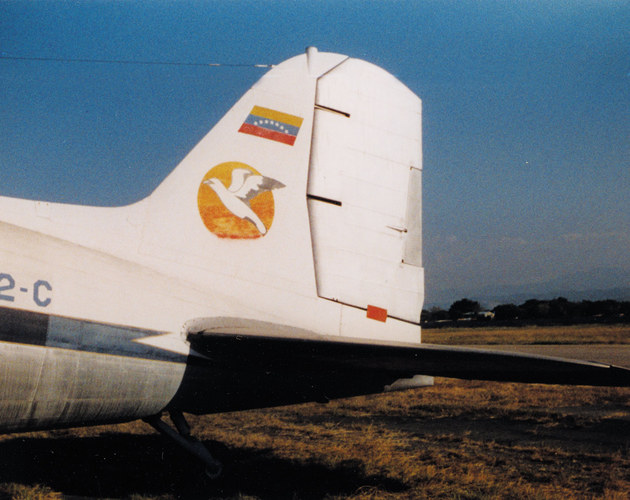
[2,324,630,499]
[422,323,630,345]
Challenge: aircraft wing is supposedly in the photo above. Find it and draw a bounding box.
[179,318,630,413]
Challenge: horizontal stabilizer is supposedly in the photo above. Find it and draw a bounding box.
[186,318,630,391]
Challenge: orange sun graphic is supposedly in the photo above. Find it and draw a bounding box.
[197,162,279,239]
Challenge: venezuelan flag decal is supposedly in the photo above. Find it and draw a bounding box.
[239,106,303,146]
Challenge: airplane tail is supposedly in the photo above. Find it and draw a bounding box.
[0,48,424,343]
[140,47,424,340]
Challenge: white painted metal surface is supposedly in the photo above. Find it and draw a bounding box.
[307,57,424,324]
[0,49,422,344]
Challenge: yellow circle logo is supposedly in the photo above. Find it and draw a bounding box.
[197,162,285,239]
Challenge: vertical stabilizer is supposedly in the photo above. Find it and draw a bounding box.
[138,50,349,299]
[139,48,423,337]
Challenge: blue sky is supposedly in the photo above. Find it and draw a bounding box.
[1,1,629,304]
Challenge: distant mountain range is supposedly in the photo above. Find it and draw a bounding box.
[425,267,630,310]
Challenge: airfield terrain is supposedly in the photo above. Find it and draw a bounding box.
[2,324,630,499]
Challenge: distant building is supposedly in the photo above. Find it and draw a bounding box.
[476,311,495,320]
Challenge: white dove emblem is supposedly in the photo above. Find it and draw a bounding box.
[203,168,285,235]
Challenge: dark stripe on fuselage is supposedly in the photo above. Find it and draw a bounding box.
[0,305,186,363]
[0,306,48,345]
